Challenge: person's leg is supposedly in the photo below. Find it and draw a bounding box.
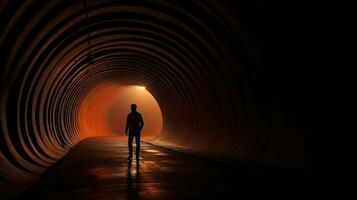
[128,133,134,159]
[135,132,141,159]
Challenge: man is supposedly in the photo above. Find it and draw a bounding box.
[125,104,144,160]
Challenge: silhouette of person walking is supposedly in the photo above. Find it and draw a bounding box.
[125,104,144,160]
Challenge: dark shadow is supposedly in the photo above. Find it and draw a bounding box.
[127,160,140,199]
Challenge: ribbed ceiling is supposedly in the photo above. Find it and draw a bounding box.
[0,0,303,183]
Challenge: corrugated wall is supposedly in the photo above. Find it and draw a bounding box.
[0,0,304,184]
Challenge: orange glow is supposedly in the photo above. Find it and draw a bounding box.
[78,84,163,141]
[136,86,146,90]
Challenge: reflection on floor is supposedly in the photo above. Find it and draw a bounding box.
[20,137,305,199]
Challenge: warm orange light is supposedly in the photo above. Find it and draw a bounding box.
[78,84,163,141]
[136,86,146,90]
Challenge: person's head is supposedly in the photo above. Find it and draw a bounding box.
[131,104,137,112]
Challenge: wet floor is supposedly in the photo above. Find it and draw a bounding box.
[20,137,305,200]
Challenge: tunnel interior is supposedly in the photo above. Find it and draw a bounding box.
[0,0,310,191]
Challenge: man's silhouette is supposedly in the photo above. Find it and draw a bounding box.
[125,104,144,160]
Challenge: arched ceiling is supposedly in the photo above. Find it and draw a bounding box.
[0,0,303,183]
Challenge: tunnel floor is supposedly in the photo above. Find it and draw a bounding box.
[20,137,306,200]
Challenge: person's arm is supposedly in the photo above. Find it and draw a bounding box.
[139,114,144,130]
[125,114,130,135]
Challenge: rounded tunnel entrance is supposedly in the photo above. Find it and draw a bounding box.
[78,83,163,141]
[0,0,306,185]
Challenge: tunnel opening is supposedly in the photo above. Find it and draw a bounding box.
[78,83,163,141]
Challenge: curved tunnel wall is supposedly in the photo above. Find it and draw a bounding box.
[0,0,303,183]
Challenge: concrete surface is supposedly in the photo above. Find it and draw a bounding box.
[19,137,307,199]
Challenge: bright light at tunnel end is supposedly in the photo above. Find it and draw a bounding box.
[136,86,146,90]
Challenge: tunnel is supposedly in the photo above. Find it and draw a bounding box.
[0,0,320,199]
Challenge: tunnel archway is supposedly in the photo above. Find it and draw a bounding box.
[0,0,304,186]
[78,83,163,141]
